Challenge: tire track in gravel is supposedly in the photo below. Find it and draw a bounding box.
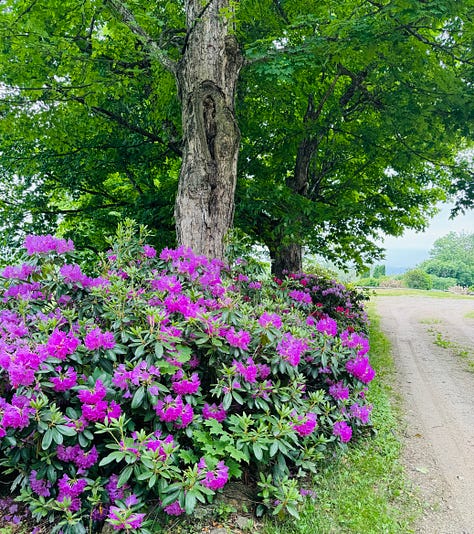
[375,295,474,534]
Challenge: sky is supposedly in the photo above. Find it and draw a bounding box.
[379,203,474,271]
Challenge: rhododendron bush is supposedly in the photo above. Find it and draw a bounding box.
[0,221,374,533]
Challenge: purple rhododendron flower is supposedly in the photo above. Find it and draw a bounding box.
[155,395,183,422]
[341,330,370,356]
[57,474,87,512]
[7,349,42,387]
[258,312,283,329]
[106,474,127,503]
[107,506,146,531]
[316,317,338,337]
[176,403,194,428]
[198,458,229,490]
[146,434,174,460]
[333,420,352,443]
[292,412,317,436]
[277,333,308,366]
[1,264,36,280]
[164,293,201,318]
[29,470,51,497]
[225,328,251,350]
[164,500,185,516]
[50,366,78,391]
[84,327,115,350]
[24,234,74,255]
[289,289,312,304]
[4,282,43,300]
[202,402,227,422]
[46,329,80,360]
[329,381,349,401]
[345,356,375,384]
[1,396,34,430]
[233,357,258,383]
[78,379,107,404]
[59,264,91,286]
[143,244,157,258]
[350,403,372,423]
[151,275,182,293]
[172,371,200,395]
[58,444,99,470]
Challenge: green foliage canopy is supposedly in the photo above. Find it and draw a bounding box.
[421,232,474,286]
[0,0,472,264]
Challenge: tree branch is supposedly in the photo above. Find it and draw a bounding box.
[51,89,182,156]
[104,0,177,74]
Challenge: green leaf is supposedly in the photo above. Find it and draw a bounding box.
[135,344,145,358]
[117,465,133,488]
[269,441,279,457]
[56,425,76,437]
[286,504,301,519]
[131,386,146,409]
[51,427,63,445]
[42,429,53,450]
[99,451,126,466]
[253,442,263,461]
[184,491,197,514]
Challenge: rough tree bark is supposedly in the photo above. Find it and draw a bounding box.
[175,1,243,260]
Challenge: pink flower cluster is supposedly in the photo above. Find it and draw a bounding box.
[57,474,87,511]
[333,420,352,443]
[154,395,194,428]
[349,403,372,423]
[57,444,99,470]
[29,470,52,497]
[46,328,80,360]
[341,330,370,356]
[225,328,251,350]
[233,357,258,383]
[172,370,200,395]
[198,458,229,490]
[316,317,338,337]
[277,332,308,366]
[50,366,78,391]
[258,312,283,329]
[289,289,312,304]
[108,494,145,531]
[329,381,349,400]
[345,356,375,384]
[84,327,115,351]
[1,263,37,280]
[24,234,74,255]
[292,412,318,436]
[112,361,161,397]
[77,379,121,422]
[0,395,35,435]
[202,402,227,422]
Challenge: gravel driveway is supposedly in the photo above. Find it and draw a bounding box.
[375,295,474,534]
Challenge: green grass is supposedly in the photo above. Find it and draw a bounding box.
[372,288,474,299]
[262,305,419,534]
[427,328,474,373]
[465,310,474,319]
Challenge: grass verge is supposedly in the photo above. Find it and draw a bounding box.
[373,288,474,299]
[262,304,419,534]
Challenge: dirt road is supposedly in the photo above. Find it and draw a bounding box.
[375,295,474,534]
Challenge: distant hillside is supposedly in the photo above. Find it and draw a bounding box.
[383,248,430,275]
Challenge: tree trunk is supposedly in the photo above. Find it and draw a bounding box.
[270,94,325,276]
[270,242,303,277]
[175,1,243,260]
